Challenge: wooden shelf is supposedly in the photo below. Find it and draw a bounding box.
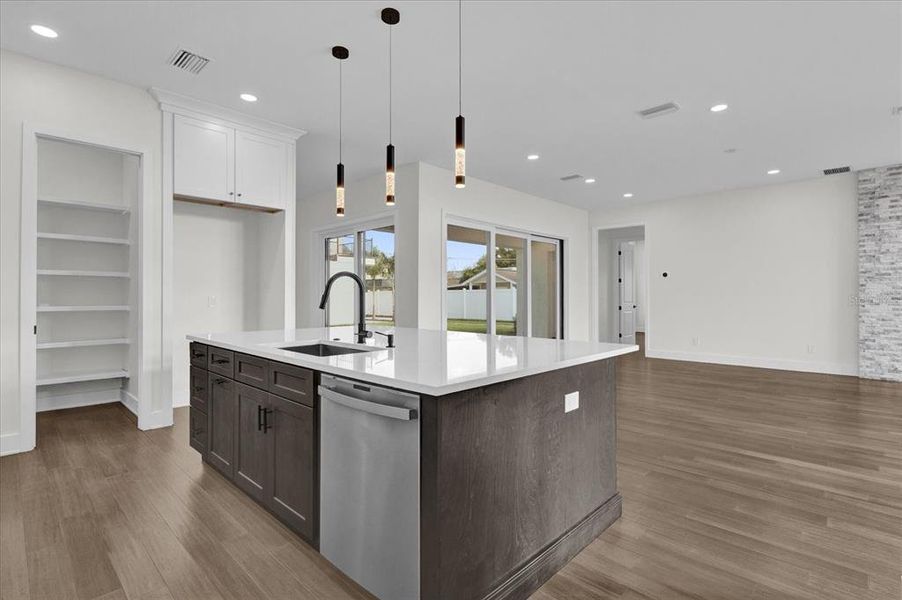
[37,269,130,278]
[38,232,130,245]
[38,197,130,214]
[37,338,130,350]
[37,305,130,313]
[36,370,129,387]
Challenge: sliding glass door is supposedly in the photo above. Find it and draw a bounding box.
[446,221,562,338]
[324,224,395,328]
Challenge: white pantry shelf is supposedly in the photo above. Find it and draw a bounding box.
[36,370,129,387]
[37,269,130,278]
[37,338,130,350]
[38,197,130,214]
[37,305,130,312]
[37,232,130,245]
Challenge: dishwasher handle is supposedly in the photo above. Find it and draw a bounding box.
[318,386,417,421]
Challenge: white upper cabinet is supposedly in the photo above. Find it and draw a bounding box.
[235,130,287,211]
[174,115,235,202]
[172,114,293,212]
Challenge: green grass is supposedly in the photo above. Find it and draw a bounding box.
[447,319,516,335]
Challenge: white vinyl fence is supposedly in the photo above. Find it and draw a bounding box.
[364,290,395,318]
[446,288,517,320]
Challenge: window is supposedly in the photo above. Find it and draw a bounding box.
[324,225,395,328]
[445,221,562,338]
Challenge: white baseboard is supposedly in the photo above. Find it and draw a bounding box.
[120,390,139,416]
[138,409,174,431]
[172,392,189,408]
[36,389,120,413]
[645,348,858,377]
[0,432,27,457]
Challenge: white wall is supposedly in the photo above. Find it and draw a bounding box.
[172,202,275,405]
[0,50,163,453]
[591,174,860,375]
[417,163,592,339]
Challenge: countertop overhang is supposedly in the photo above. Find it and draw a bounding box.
[186,326,638,396]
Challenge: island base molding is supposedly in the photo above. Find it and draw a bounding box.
[483,493,623,600]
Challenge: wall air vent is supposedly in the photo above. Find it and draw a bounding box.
[559,174,582,181]
[637,102,680,119]
[823,166,851,176]
[167,48,210,74]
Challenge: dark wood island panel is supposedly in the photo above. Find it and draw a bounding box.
[420,359,621,600]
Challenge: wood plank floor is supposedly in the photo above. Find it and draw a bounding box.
[2,336,900,600]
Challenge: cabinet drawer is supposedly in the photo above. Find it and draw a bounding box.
[208,347,235,378]
[268,362,314,407]
[189,407,208,455]
[190,342,208,368]
[190,366,208,411]
[235,353,270,391]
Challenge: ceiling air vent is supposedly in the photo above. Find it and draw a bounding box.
[167,48,210,74]
[823,166,851,176]
[560,174,582,181]
[637,102,680,119]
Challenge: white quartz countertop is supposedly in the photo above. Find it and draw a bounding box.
[186,326,638,396]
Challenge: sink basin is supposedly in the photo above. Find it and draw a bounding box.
[281,343,372,357]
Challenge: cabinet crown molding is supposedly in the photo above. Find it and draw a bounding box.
[151,87,306,142]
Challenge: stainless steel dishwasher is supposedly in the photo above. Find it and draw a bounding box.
[319,374,420,600]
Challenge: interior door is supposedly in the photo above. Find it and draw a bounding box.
[173,115,235,202]
[618,242,636,345]
[235,130,286,210]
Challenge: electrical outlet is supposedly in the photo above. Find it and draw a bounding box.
[691,336,700,347]
[806,344,815,355]
[208,295,217,308]
[564,391,579,413]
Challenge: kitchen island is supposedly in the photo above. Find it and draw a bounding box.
[186,326,637,600]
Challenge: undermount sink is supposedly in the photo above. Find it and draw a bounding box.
[281,343,373,357]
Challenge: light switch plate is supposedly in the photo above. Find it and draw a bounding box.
[565,391,579,413]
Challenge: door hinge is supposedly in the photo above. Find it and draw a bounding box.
[618,306,622,311]
[618,278,622,283]
[618,333,623,338]
[33,325,37,335]
[617,251,621,256]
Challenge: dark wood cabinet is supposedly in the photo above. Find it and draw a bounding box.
[190,342,207,368]
[189,366,208,412]
[189,407,207,455]
[207,374,237,478]
[268,393,315,539]
[235,352,270,390]
[188,346,317,546]
[234,383,270,503]
[208,347,235,378]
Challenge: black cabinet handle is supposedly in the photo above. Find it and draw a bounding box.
[192,351,203,358]
[192,386,203,393]
[263,408,273,432]
[212,358,229,365]
[257,405,264,431]
[214,377,227,385]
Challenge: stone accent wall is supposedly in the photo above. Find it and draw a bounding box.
[858,164,902,382]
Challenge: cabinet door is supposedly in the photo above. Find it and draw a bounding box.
[267,393,315,540]
[234,383,270,503]
[207,374,237,478]
[189,407,207,456]
[174,115,235,202]
[235,130,287,210]
[189,366,208,412]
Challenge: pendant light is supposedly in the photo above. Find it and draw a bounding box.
[454,0,465,188]
[382,8,400,206]
[332,45,349,217]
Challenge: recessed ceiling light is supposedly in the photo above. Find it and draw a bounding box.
[623,193,634,198]
[767,169,780,175]
[724,148,737,154]
[527,154,539,161]
[239,93,258,102]
[710,103,728,113]
[584,178,596,184]
[30,24,58,38]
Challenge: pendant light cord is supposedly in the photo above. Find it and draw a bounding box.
[339,59,343,163]
[389,24,393,144]
[458,0,462,114]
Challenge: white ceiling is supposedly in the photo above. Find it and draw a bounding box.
[2,1,900,209]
